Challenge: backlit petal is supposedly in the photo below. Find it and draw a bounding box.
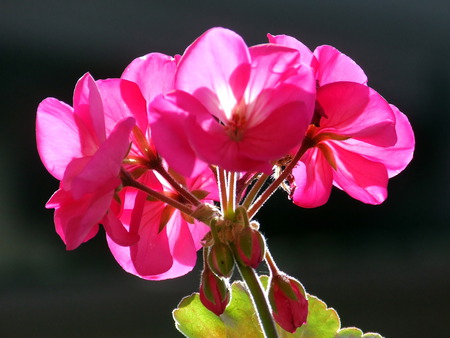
[36,98,81,180]
[292,148,333,208]
[314,45,367,86]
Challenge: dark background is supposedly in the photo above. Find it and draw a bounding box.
[1,0,449,337]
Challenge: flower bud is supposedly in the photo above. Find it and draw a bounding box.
[199,266,230,316]
[233,227,266,269]
[207,242,235,278]
[268,274,308,333]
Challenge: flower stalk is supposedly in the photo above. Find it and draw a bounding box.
[247,142,310,219]
[235,259,279,338]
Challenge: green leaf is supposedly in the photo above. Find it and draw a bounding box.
[291,295,340,338]
[335,327,383,338]
[173,293,226,337]
[173,281,263,337]
[173,275,383,338]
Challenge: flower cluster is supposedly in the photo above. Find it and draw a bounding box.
[37,27,414,332]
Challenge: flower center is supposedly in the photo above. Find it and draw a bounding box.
[225,106,247,141]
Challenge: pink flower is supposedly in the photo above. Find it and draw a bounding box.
[291,82,415,207]
[107,167,218,280]
[37,73,146,249]
[149,27,316,176]
[98,53,219,280]
[268,34,414,207]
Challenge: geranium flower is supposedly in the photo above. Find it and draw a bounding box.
[37,73,146,249]
[149,27,316,176]
[93,53,218,280]
[291,82,415,207]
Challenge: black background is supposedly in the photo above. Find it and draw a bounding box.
[1,0,449,337]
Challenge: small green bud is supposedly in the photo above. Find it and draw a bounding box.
[207,242,235,278]
[233,228,266,269]
[199,266,230,316]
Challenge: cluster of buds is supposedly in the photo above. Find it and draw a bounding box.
[199,211,267,315]
[200,211,308,334]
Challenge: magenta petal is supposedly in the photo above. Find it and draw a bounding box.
[73,73,106,145]
[337,104,415,178]
[240,83,315,160]
[317,82,397,147]
[329,142,389,204]
[97,78,148,134]
[147,213,198,280]
[246,44,303,105]
[292,148,333,208]
[102,211,139,247]
[121,52,177,104]
[107,191,173,277]
[314,45,368,86]
[383,105,415,177]
[149,92,208,177]
[71,117,135,199]
[267,33,316,67]
[176,27,251,117]
[50,186,112,250]
[36,98,82,180]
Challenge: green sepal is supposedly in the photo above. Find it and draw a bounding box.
[207,243,235,278]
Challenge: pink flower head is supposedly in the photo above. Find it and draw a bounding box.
[37,73,147,249]
[149,27,316,176]
[268,34,368,86]
[291,82,415,207]
[107,167,218,280]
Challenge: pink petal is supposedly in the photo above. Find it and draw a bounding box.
[313,45,368,86]
[384,104,415,177]
[267,33,316,67]
[329,142,389,204]
[36,98,82,180]
[49,185,112,250]
[149,91,208,177]
[239,85,313,162]
[121,52,177,104]
[102,211,139,247]
[186,220,210,251]
[146,213,198,280]
[246,43,303,108]
[97,78,148,134]
[336,104,415,178]
[175,27,251,120]
[317,82,397,147]
[107,192,173,277]
[292,148,333,208]
[71,117,135,199]
[73,73,106,146]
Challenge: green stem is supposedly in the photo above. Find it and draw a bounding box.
[265,248,280,277]
[154,163,202,207]
[247,143,309,219]
[120,168,195,217]
[241,173,269,210]
[217,167,228,216]
[226,171,236,219]
[235,260,279,338]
